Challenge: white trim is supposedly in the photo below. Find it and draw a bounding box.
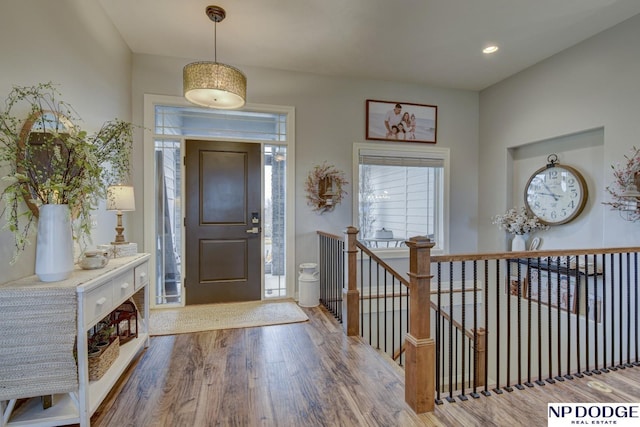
[143,94,296,308]
[352,142,450,255]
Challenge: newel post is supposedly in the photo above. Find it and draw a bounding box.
[405,236,435,413]
[343,226,360,336]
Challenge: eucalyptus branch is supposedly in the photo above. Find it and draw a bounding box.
[0,82,136,261]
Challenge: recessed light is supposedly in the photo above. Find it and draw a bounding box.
[483,45,499,54]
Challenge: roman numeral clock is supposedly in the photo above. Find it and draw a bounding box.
[524,154,588,225]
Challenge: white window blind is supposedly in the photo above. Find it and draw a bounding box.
[356,145,447,251]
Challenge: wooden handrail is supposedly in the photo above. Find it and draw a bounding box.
[355,240,410,287]
[432,246,640,263]
[316,230,342,241]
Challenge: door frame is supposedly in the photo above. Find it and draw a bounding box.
[143,94,296,308]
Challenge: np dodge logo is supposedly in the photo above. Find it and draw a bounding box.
[548,403,640,426]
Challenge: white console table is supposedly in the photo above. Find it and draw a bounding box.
[1,253,150,427]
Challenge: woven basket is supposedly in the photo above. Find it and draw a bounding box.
[132,290,145,321]
[88,336,119,381]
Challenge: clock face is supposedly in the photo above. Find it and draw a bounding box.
[524,164,588,225]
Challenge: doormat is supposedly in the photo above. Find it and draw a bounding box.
[149,299,309,336]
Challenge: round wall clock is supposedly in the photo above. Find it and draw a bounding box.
[524,154,588,225]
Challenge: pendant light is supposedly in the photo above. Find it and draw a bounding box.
[183,5,246,109]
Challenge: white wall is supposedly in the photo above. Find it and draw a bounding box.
[131,54,480,275]
[479,13,640,252]
[0,0,132,283]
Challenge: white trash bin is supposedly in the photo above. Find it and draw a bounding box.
[298,263,320,307]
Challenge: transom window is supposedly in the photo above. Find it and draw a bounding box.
[353,143,449,253]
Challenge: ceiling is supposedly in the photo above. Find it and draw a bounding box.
[98,0,640,91]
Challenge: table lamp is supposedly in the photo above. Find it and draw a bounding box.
[106,185,135,244]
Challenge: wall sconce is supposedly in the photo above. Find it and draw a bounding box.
[106,185,135,244]
[604,147,640,222]
[320,177,335,207]
[620,183,640,220]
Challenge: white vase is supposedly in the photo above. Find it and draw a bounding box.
[511,234,526,252]
[36,204,74,282]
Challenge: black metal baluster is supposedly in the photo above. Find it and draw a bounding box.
[436,263,443,404]
[564,256,574,380]
[618,253,624,369]
[625,252,632,368]
[608,253,616,371]
[384,268,388,355]
[455,328,459,396]
[459,262,468,400]
[405,278,410,368]
[400,276,404,367]
[391,275,395,366]
[493,260,503,394]
[368,256,372,345]
[546,257,555,384]
[515,260,524,390]
[447,261,455,403]
[338,240,344,320]
[332,237,336,316]
[471,260,480,398]
[482,260,491,396]
[374,263,379,350]
[534,256,544,386]
[593,255,602,375]
[584,254,592,376]
[331,237,335,315]
[635,253,640,366]
[575,259,583,379]
[601,254,608,373]
[555,256,565,382]
[360,251,364,337]
[468,341,472,390]
[526,257,534,388]
[319,236,324,306]
[505,260,513,392]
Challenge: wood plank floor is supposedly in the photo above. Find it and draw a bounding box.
[85,305,640,427]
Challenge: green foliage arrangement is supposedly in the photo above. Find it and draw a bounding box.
[0,82,135,262]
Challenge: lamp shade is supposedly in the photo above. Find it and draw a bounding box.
[107,185,135,211]
[183,62,246,109]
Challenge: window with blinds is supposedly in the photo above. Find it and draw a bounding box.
[356,144,448,251]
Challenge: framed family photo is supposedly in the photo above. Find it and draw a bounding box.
[366,99,438,143]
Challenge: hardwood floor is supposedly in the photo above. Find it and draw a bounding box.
[86,305,640,426]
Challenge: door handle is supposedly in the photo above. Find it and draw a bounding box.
[246,227,260,234]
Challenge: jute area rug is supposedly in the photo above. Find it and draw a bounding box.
[149,299,309,336]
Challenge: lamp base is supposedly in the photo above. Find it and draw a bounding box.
[112,214,128,245]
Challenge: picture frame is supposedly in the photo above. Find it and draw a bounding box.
[586,294,602,323]
[366,99,437,143]
[528,269,577,314]
[506,275,528,298]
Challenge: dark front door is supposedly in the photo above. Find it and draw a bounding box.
[185,140,261,304]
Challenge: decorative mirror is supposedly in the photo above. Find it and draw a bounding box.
[17,110,77,217]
